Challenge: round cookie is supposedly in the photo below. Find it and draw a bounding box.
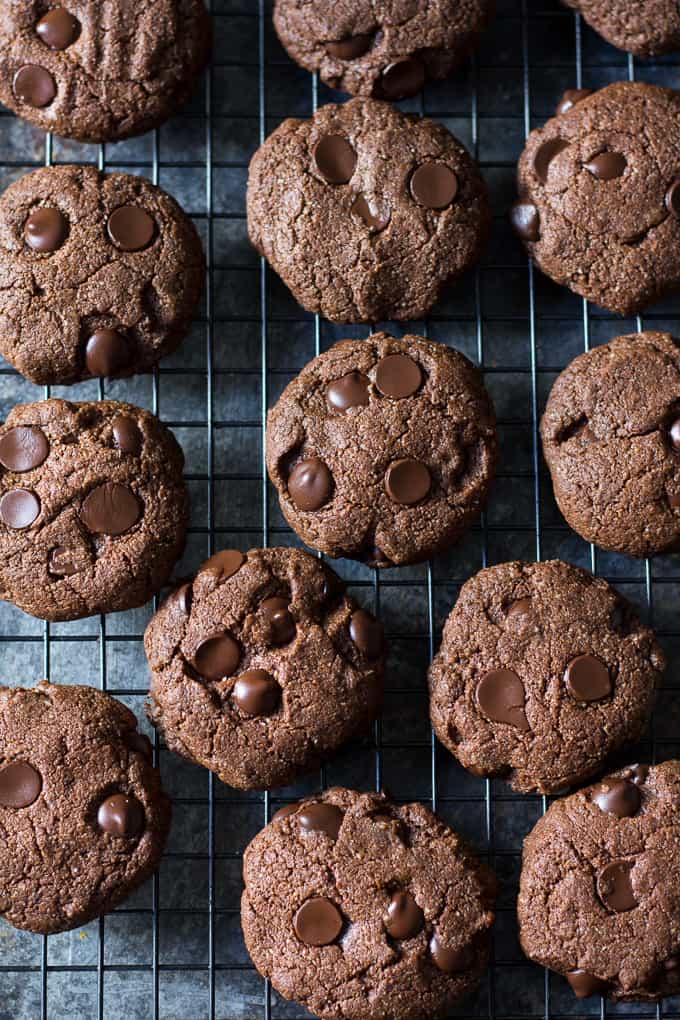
[266,334,496,567]
[562,1,680,57]
[519,761,680,1001]
[429,560,663,794]
[273,0,494,99]
[242,787,496,1020]
[0,398,188,621]
[541,331,680,558]
[144,547,386,790]
[0,0,211,143]
[511,82,680,316]
[247,98,489,322]
[0,680,170,934]
[0,165,205,385]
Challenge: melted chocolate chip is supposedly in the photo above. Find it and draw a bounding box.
[272,802,299,822]
[0,427,49,472]
[379,58,425,99]
[475,669,530,731]
[326,371,370,411]
[533,138,569,183]
[84,329,129,377]
[201,548,246,582]
[385,458,431,505]
[506,597,535,632]
[0,489,40,529]
[80,482,141,535]
[669,418,680,449]
[111,415,142,455]
[351,194,390,232]
[193,633,240,681]
[555,88,592,116]
[36,8,80,49]
[325,34,373,59]
[232,669,281,716]
[288,457,333,511]
[97,793,145,836]
[107,206,156,252]
[260,596,296,645]
[597,859,637,913]
[13,65,56,107]
[48,545,79,576]
[430,933,467,973]
[566,970,608,998]
[125,731,153,761]
[410,163,459,209]
[313,135,357,184]
[24,208,67,253]
[375,354,422,399]
[385,891,424,939]
[0,762,42,808]
[511,199,540,242]
[584,152,627,180]
[592,779,641,818]
[349,608,384,659]
[565,654,612,702]
[665,181,680,217]
[297,802,344,840]
[172,582,192,614]
[294,897,343,946]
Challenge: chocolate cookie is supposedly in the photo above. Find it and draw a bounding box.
[144,547,385,790]
[0,680,170,934]
[242,787,496,1020]
[247,98,489,322]
[0,0,211,143]
[0,165,205,385]
[519,761,680,1002]
[266,334,496,567]
[429,560,663,794]
[511,82,680,315]
[562,1,680,57]
[541,331,680,558]
[273,0,494,99]
[0,398,188,621]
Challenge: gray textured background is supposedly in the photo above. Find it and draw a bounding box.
[1,0,680,1017]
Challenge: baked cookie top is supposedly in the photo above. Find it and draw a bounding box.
[0,680,170,934]
[562,0,680,57]
[0,0,211,142]
[0,165,205,385]
[273,0,493,98]
[247,98,489,323]
[0,398,188,621]
[145,547,385,790]
[511,82,680,315]
[519,761,680,1002]
[242,787,496,1020]
[266,333,496,567]
[429,560,663,794]
[541,331,680,557]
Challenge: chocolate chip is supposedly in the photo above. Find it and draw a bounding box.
[84,328,129,377]
[313,135,357,184]
[375,354,422,399]
[555,88,592,116]
[665,181,680,217]
[125,731,153,761]
[0,762,42,808]
[288,457,333,511]
[24,208,67,253]
[379,58,425,99]
[511,199,540,242]
[506,598,535,631]
[36,8,80,49]
[597,859,637,913]
[592,779,641,818]
[326,371,370,411]
[48,545,79,576]
[565,654,612,702]
[429,933,467,974]
[97,793,145,836]
[293,897,343,946]
[80,482,141,535]
[272,803,299,822]
[385,458,431,505]
[232,669,281,717]
[385,891,424,939]
[584,152,626,180]
[351,194,390,232]
[325,34,373,59]
[172,582,192,614]
[566,970,608,998]
[193,633,240,681]
[669,418,680,448]
[260,597,296,645]
[201,548,246,581]
[0,489,40,529]
[349,608,384,659]
[0,427,49,472]
[13,65,56,107]
[107,206,156,252]
[623,764,649,786]
[533,138,569,183]
[297,802,344,839]
[112,415,142,455]
[475,669,530,731]
[409,163,459,209]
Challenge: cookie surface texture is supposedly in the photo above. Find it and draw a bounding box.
[562,0,680,57]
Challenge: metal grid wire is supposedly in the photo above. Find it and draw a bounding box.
[1,0,680,1016]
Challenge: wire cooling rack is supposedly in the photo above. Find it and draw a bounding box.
[1,0,680,1017]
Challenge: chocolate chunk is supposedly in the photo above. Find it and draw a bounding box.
[288,457,333,511]
[36,8,80,50]
[375,354,422,399]
[0,489,40,529]
[506,598,535,632]
[429,933,468,973]
[592,779,641,818]
[201,548,246,582]
[670,417,680,449]
[666,181,680,217]
[313,135,357,184]
[566,970,608,998]
[97,793,145,837]
[24,208,67,253]
[326,371,370,411]
[385,458,431,505]
[125,731,153,761]
[293,897,343,946]
[0,762,42,808]
[297,802,344,839]
[107,206,156,252]
[555,88,592,116]
[232,670,281,717]
[0,427,49,472]
[475,669,530,731]
[325,34,373,59]
[260,596,296,645]
[193,633,240,681]
[172,582,192,614]
[623,764,650,786]
[410,163,459,209]
[350,194,390,232]
[349,608,384,659]
[597,859,637,913]
[48,545,79,576]
[385,891,424,939]
[111,416,142,455]
[565,654,612,702]
[272,803,299,822]
[13,65,56,107]
[84,329,129,377]
[80,482,141,535]
[533,138,569,183]
[379,58,425,99]
[584,152,627,180]
[511,199,540,241]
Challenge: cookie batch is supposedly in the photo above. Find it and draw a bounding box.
[1,3,680,1019]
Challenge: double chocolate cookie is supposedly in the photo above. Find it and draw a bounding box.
[144,547,385,790]
[273,0,494,99]
[0,680,170,934]
[429,560,663,794]
[0,165,205,385]
[266,334,496,567]
[242,787,496,1020]
[562,1,680,57]
[247,98,489,322]
[0,0,211,142]
[541,331,680,557]
[519,761,680,1002]
[0,398,188,621]
[511,82,680,315]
